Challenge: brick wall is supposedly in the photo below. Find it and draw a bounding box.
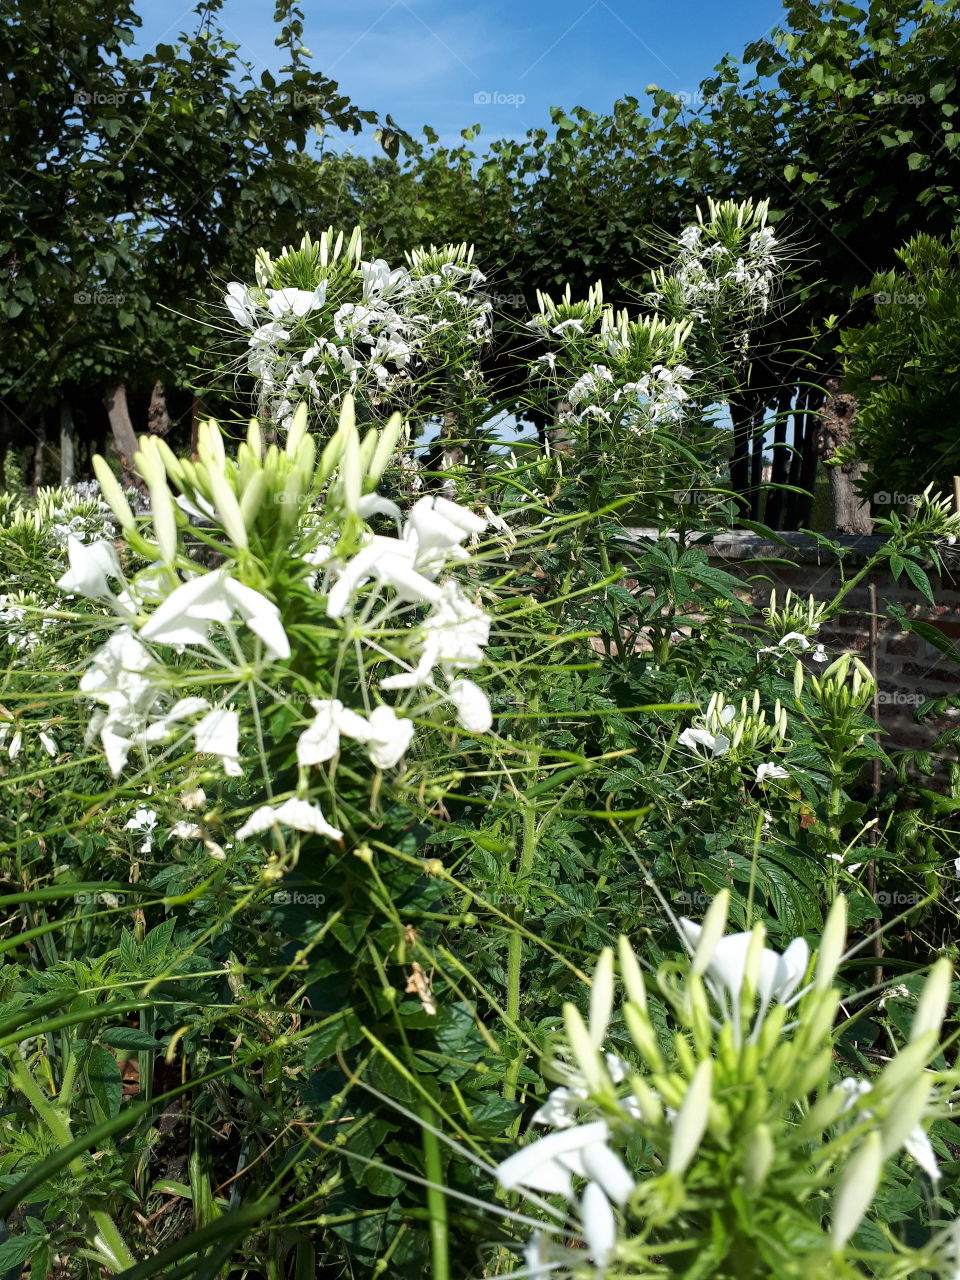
[624,530,960,754]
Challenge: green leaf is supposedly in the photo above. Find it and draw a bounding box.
[902,558,934,603]
[0,1234,39,1270]
[84,1045,122,1120]
[101,1027,164,1051]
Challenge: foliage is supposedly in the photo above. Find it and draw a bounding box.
[0,209,958,1280]
[834,230,960,499]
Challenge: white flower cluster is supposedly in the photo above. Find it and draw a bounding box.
[0,592,55,652]
[224,232,491,428]
[529,292,696,437]
[312,493,494,739]
[64,483,494,846]
[678,689,790,783]
[646,203,782,330]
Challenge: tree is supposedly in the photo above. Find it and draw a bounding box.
[0,0,374,479]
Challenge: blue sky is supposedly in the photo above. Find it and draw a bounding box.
[134,0,786,151]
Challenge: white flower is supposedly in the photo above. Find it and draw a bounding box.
[80,628,158,774]
[225,282,259,329]
[756,762,789,783]
[266,285,327,319]
[403,495,487,577]
[678,727,730,758]
[496,1120,632,1203]
[297,698,372,766]
[193,709,242,777]
[446,679,492,733]
[581,1180,618,1271]
[381,581,491,692]
[812,644,829,663]
[532,1086,585,1130]
[678,918,809,1035]
[904,1125,941,1181]
[38,732,57,757]
[56,536,123,601]
[236,797,342,841]
[365,705,415,769]
[170,821,203,839]
[325,536,443,619]
[124,806,158,853]
[141,570,290,662]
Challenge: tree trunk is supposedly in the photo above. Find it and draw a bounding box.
[547,398,574,457]
[32,412,47,491]
[59,400,76,486]
[763,385,794,529]
[103,383,140,474]
[147,381,171,436]
[815,380,872,535]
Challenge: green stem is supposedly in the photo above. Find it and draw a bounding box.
[9,1055,136,1271]
[420,1106,449,1280]
[504,773,542,1105]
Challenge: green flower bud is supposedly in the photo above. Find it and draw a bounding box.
[910,957,952,1042]
[881,1075,932,1158]
[629,1074,663,1126]
[92,454,135,531]
[744,1122,775,1193]
[831,1131,883,1249]
[668,1059,712,1176]
[368,411,405,486]
[563,1003,606,1093]
[589,948,615,1048]
[624,1001,663,1072]
[815,896,847,990]
[617,936,648,1012]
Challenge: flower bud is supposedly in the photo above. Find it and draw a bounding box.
[564,1004,606,1094]
[92,455,135,531]
[815,896,847,990]
[286,401,309,456]
[881,1076,932,1158]
[831,1132,883,1248]
[589,948,615,1048]
[688,890,729,977]
[744,1123,775,1193]
[668,1059,712,1176]
[617,936,648,1012]
[910,957,952,1042]
[206,465,249,551]
[624,1001,663,1072]
[368,412,405,486]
